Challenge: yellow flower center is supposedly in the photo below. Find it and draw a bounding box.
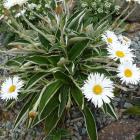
[8,85,16,93]
[116,51,125,58]
[107,38,113,43]
[93,85,103,95]
[124,69,133,78]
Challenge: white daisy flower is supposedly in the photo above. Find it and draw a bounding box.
[102,30,118,45]
[3,0,17,9]
[81,73,114,108]
[3,0,28,9]
[117,62,140,85]
[118,35,131,47]
[107,43,135,63]
[16,0,28,6]
[0,76,24,101]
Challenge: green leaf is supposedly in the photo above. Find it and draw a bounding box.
[40,95,59,121]
[58,86,69,117]
[101,103,107,114]
[3,32,15,46]
[54,29,61,41]
[6,60,20,66]
[14,94,35,129]
[54,71,71,84]
[31,95,59,127]
[6,56,25,66]
[135,133,140,140]
[25,72,47,89]
[45,107,61,136]
[27,87,45,128]
[70,85,97,140]
[71,86,84,110]
[39,80,62,114]
[47,129,69,140]
[52,132,61,140]
[27,55,48,65]
[47,55,60,66]
[68,40,89,61]
[67,10,86,30]
[83,106,98,140]
[38,33,52,49]
[106,103,118,119]
[5,100,16,109]
[125,106,140,116]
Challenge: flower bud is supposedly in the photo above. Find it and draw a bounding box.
[55,5,63,15]
[29,111,37,119]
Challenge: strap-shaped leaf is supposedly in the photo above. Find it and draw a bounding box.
[39,80,62,114]
[47,55,60,66]
[67,10,86,30]
[5,100,16,109]
[27,55,48,65]
[40,95,59,120]
[106,103,118,120]
[6,56,25,66]
[83,106,98,140]
[71,86,97,140]
[14,94,36,129]
[101,103,107,114]
[71,86,84,109]
[25,72,47,89]
[38,33,52,50]
[54,71,71,84]
[58,86,69,117]
[44,107,61,136]
[31,96,59,127]
[27,86,46,128]
[68,40,89,61]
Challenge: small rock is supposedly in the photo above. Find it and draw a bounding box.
[71,136,78,140]
[72,112,81,118]
[124,102,133,109]
[6,121,12,129]
[134,37,140,41]
[113,97,120,102]
[81,128,87,135]
[70,122,73,126]
[113,101,118,107]
[73,124,78,131]
[123,115,129,119]
[74,132,81,139]
[77,122,82,127]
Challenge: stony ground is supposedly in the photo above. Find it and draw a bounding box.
[99,118,140,140]
[0,27,140,140]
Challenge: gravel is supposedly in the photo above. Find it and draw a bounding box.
[131,32,140,65]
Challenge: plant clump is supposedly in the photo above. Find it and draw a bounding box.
[0,0,140,139]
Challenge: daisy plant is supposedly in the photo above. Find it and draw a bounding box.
[0,0,140,140]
